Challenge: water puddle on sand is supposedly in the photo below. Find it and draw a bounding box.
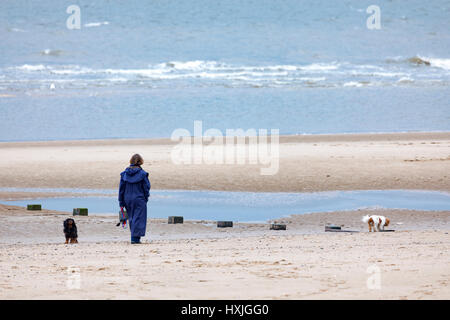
[1,188,449,222]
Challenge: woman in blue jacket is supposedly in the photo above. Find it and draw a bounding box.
[118,154,151,244]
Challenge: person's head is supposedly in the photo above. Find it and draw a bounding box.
[130,154,144,167]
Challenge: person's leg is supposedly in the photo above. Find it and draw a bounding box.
[130,199,147,240]
[125,201,137,243]
[127,199,147,243]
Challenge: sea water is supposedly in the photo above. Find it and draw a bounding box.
[2,189,450,222]
[0,0,449,141]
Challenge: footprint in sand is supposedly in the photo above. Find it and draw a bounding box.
[416,290,434,296]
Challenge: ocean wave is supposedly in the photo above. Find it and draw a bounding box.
[386,56,450,70]
[11,61,341,78]
[298,63,339,71]
[160,60,223,70]
[397,77,414,83]
[421,57,450,70]
[49,66,95,75]
[343,81,364,87]
[3,59,449,90]
[349,70,409,77]
[154,60,339,73]
[84,21,109,28]
[14,64,47,71]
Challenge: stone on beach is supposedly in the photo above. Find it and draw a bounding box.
[270,224,286,230]
[73,208,88,216]
[168,216,184,224]
[217,221,233,228]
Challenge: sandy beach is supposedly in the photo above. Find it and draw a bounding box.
[3,0,450,303]
[0,132,449,194]
[0,132,449,299]
[0,204,449,299]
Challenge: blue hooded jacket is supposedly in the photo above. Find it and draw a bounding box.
[118,166,151,207]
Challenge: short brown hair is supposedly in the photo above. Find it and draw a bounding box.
[130,154,144,166]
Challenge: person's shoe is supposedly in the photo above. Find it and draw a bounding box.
[131,236,141,244]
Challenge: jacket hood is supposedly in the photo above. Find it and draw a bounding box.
[121,167,148,183]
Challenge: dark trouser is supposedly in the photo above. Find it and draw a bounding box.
[124,197,148,239]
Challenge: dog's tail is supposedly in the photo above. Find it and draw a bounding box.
[362,215,371,223]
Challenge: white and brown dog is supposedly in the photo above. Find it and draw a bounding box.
[362,215,390,232]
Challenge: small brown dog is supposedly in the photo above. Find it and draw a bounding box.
[63,218,78,244]
[362,215,390,232]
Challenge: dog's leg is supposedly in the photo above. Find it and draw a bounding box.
[368,218,375,232]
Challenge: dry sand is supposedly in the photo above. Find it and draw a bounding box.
[0,132,449,193]
[0,204,449,299]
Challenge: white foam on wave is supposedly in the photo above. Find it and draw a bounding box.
[156,60,302,73]
[298,63,339,71]
[49,66,95,75]
[373,71,409,77]
[84,21,109,28]
[161,60,223,71]
[253,65,298,72]
[419,56,450,70]
[84,62,311,79]
[6,59,449,90]
[391,55,450,70]
[7,61,353,80]
[343,81,364,87]
[397,76,414,83]
[14,64,46,71]
[103,68,167,76]
[350,70,408,77]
